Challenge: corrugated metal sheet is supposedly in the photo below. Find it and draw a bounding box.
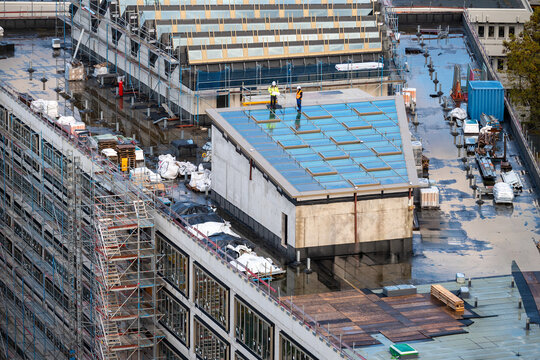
[467,81,505,122]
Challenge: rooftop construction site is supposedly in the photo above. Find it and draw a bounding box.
[0,1,539,360]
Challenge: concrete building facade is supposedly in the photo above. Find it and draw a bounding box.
[466,0,533,82]
[209,91,418,260]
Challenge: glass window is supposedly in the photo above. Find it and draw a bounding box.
[488,26,495,38]
[497,58,504,71]
[509,26,515,36]
[280,333,315,360]
[157,232,188,296]
[498,26,504,38]
[234,298,274,360]
[158,289,189,345]
[194,318,230,360]
[478,25,485,37]
[194,264,229,329]
[160,341,184,360]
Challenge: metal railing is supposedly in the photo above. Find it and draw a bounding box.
[0,78,368,359]
[0,1,68,19]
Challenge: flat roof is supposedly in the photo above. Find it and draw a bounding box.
[208,94,419,200]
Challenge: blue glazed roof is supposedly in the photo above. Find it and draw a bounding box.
[220,99,409,193]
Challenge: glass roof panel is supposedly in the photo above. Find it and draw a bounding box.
[217,98,408,193]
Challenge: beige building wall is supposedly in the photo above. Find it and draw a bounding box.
[467,2,532,85]
[295,196,413,248]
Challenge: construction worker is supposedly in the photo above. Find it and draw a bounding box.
[268,81,279,109]
[296,85,303,112]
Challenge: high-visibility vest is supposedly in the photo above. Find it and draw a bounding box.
[296,89,303,99]
[268,86,279,96]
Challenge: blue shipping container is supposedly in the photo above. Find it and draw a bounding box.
[467,81,505,122]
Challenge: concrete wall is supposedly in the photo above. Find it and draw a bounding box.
[212,125,296,249]
[296,196,413,248]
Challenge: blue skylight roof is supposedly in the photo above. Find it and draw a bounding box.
[220,99,409,193]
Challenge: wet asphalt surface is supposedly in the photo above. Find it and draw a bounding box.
[1,32,538,296]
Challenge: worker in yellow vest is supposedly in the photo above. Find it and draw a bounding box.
[296,85,303,112]
[268,81,280,109]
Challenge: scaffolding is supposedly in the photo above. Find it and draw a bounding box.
[93,195,162,360]
[0,74,164,359]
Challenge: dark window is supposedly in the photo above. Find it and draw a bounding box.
[194,318,229,360]
[509,26,515,36]
[217,93,230,108]
[498,26,505,38]
[488,26,495,38]
[157,232,188,296]
[280,334,315,360]
[235,298,273,360]
[158,289,189,346]
[194,264,229,330]
[281,213,288,246]
[497,59,505,71]
[478,25,485,37]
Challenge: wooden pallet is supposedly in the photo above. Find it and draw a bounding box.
[430,284,464,314]
[98,140,118,152]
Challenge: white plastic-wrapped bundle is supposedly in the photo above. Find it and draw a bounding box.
[31,99,58,118]
[129,167,161,183]
[157,154,180,180]
[177,161,197,176]
[449,107,467,120]
[189,169,211,192]
[57,116,76,125]
[493,182,514,204]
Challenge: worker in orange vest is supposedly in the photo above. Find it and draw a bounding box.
[296,86,303,112]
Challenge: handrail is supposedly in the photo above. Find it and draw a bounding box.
[0,79,366,359]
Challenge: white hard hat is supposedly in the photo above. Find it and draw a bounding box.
[297,86,301,89]
[272,81,276,86]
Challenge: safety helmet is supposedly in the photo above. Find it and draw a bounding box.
[297,86,301,90]
[272,81,276,86]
